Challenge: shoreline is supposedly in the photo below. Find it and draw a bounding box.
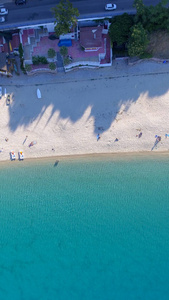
[1,151,169,168]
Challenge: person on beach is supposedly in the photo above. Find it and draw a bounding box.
[115,138,119,142]
[97,134,100,141]
[23,135,28,145]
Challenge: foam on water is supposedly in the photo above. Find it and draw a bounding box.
[0,155,169,300]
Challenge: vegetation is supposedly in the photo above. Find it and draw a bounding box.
[109,13,134,46]
[134,0,169,32]
[19,43,23,59]
[52,0,79,36]
[49,62,56,70]
[32,56,48,65]
[108,0,169,58]
[25,64,32,72]
[128,23,148,57]
[63,56,70,65]
[48,48,56,58]
[60,46,68,57]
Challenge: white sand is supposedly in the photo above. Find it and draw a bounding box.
[0,70,169,161]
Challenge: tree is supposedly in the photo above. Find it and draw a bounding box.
[19,43,23,59]
[48,48,56,58]
[133,0,169,32]
[128,23,148,57]
[52,0,79,36]
[49,62,56,70]
[109,13,134,46]
[60,46,68,57]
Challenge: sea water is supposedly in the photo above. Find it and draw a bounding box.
[0,155,169,300]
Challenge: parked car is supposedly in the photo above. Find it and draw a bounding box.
[105,3,117,10]
[0,87,2,99]
[0,8,8,15]
[15,0,26,4]
[0,16,5,22]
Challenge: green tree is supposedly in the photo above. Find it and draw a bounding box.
[60,46,68,57]
[128,23,148,57]
[52,0,79,36]
[49,62,56,70]
[145,3,169,32]
[48,48,56,58]
[109,13,134,45]
[134,0,169,32]
[63,56,70,65]
[19,43,23,59]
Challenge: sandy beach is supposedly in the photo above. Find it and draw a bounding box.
[1,60,169,162]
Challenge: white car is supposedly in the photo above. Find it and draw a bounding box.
[105,3,117,10]
[0,8,8,15]
[0,16,5,22]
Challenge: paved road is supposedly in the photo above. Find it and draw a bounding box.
[0,0,162,29]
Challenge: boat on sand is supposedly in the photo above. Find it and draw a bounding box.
[37,89,41,99]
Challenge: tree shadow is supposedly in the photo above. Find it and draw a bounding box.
[6,72,169,137]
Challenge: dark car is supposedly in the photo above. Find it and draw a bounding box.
[15,0,26,4]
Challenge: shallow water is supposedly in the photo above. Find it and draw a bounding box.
[0,155,169,300]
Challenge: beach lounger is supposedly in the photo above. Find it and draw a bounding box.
[10,150,16,160]
[18,150,24,160]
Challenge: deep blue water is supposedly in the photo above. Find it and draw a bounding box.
[0,155,169,300]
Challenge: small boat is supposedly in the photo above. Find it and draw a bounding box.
[18,150,24,160]
[6,94,10,105]
[10,150,16,160]
[37,88,41,99]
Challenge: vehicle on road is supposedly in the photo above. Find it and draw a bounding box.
[0,87,2,99]
[15,0,26,4]
[105,3,117,10]
[0,16,5,22]
[0,8,8,15]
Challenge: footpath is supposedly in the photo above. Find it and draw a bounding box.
[1,59,169,86]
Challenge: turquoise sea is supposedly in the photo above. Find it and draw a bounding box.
[0,154,169,300]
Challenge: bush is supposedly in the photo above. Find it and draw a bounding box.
[32,56,48,65]
[63,57,70,65]
[48,48,56,58]
[49,62,56,70]
[40,56,48,64]
[32,56,40,65]
[139,52,153,59]
[60,46,68,57]
[25,64,32,72]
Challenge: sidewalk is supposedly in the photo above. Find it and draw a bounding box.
[0,0,13,4]
[1,58,169,86]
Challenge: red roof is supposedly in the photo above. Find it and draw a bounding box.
[80,26,103,49]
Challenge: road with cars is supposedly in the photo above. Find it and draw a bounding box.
[0,0,163,29]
